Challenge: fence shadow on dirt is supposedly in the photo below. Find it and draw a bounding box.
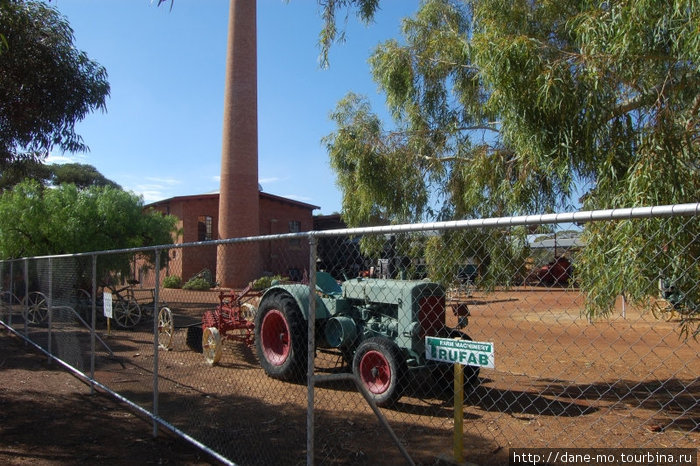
[536,377,700,433]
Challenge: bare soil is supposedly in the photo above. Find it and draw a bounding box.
[1,287,698,465]
[0,329,221,465]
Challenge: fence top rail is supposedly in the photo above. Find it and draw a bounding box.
[0,202,697,263]
[313,202,700,238]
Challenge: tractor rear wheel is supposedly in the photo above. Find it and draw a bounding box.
[353,337,406,407]
[255,293,307,381]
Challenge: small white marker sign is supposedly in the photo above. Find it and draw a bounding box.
[426,336,495,369]
[103,292,113,319]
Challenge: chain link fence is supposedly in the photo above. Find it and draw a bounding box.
[1,204,698,465]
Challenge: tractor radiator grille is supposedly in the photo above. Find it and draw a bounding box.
[418,295,445,339]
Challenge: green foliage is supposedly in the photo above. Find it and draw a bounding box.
[162,275,182,289]
[0,161,121,192]
[317,0,381,69]
[48,163,121,190]
[425,228,529,289]
[324,0,699,219]
[251,274,284,291]
[0,1,109,165]
[182,277,211,291]
[576,217,700,338]
[322,0,700,335]
[182,268,216,291]
[0,180,177,258]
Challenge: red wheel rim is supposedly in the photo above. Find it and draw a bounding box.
[260,309,290,366]
[359,350,391,394]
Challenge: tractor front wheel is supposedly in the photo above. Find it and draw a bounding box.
[255,293,307,381]
[353,337,406,408]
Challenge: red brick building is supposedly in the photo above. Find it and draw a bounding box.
[147,192,318,287]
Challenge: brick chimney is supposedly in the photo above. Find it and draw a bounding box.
[217,0,261,288]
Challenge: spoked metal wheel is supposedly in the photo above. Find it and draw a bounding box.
[240,302,257,321]
[202,327,222,366]
[22,291,49,324]
[113,298,142,328]
[157,307,174,350]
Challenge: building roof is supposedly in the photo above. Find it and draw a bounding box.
[146,192,319,211]
[259,191,319,211]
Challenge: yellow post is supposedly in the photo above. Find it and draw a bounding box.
[453,362,464,462]
[107,317,111,336]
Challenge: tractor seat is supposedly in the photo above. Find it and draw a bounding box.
[315,271,342,297]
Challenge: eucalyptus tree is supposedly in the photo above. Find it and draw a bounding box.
[0,0,109,166]
[0,161,121,192]
[322,0,699,335]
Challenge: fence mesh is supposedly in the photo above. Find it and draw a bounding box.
[0,207,698,465]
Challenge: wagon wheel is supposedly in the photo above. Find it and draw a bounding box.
[240,302,257,321]
[254,293,307,381]
[112,298,142,328]
[202,327,222,366]
[23,291,49,324]
[157,307,174,350]
[353,337,406,408]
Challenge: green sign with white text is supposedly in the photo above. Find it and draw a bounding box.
[426,337,495,368]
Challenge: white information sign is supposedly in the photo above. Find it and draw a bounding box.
[103,292,113,319]
[425,336,495,369]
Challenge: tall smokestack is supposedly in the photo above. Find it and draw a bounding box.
[217,0,260,288]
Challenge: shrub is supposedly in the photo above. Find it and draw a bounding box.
[196,268,215,287]
[181,268,217,291]
[162,275,182,289]
[251,274,284,291]
[182,277,211,291]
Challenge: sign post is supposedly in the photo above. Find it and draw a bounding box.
[103,292,113,336]
[426,337,494,463]
[454,362,464,461]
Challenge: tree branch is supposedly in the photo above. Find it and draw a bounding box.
[609,72,697,120]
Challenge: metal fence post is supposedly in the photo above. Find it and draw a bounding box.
[307,234,317,466]
[153,248,161,438]
[90,254,97,395]
[47,257,53,362]
[23,258,28,338]
[8,261,13,327]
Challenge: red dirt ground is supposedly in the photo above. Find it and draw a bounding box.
[0,329,222,466]
[1,287,698,465]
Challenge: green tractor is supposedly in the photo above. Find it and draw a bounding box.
[255,272,479,407]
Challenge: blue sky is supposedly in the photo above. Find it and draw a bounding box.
[49,0,419,214]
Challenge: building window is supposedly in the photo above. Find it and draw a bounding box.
[198,215,213,241]
[289,220,301,248]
